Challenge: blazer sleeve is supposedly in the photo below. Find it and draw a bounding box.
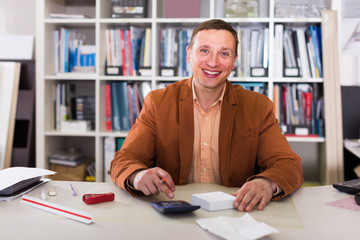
[248,98,304,200]
[110,93,157,195]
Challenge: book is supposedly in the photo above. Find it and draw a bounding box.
[49,149,85,167]
[296,28,311,78]
[143,28,151,67]
[120,29,127,75]
[105,83,112,131]
[118,82,131,130]
[49,13,90,19]
[110,82,121,131]
[127,85,134,126]
[309,25,323,78]
[274,24,283,77]
[103,137,116,182]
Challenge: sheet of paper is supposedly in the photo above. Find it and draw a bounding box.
[196,213,280,240]
[0,167,55,190]
[327,196,360,212]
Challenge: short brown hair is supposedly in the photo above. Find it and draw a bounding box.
[188,19,238,56]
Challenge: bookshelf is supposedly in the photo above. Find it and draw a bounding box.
[36,0,343,184]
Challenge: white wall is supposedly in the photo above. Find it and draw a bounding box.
[0,0,36,36]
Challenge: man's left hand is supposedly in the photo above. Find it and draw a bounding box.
[232,178,276,212]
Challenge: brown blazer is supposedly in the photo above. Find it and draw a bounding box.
[110,77,303,200]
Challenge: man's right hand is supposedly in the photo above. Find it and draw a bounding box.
[129,167,176,199]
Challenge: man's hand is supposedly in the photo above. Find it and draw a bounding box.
[232,178,277,212]
[129,167,176,199]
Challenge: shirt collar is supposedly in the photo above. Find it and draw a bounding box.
[192,78,226,107]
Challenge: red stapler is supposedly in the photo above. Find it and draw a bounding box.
[83,192,115,204]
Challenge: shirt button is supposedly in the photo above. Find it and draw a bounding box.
[203,168,207,172]
[204,116,208,120]
[203,142,207,146]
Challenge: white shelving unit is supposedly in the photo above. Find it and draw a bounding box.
[36,0,343,184]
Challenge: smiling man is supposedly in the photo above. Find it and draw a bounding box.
[110,19,303,212]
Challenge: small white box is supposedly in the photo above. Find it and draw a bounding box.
[192,191,236,211]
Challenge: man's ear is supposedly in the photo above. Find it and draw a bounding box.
[186,45,191,63]
[232,55,238,70]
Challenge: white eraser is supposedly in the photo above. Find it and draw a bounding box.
[192,191,236,211]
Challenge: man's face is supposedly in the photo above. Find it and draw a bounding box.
[186,29,237,91]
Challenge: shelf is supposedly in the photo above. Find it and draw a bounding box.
[273,18,322,23]
[100,18,153,24]
[45,18,96,24]
[273,78,323,83]
[286,136,325,143]
[45,74,97,80]
[36,0,341,184]
[44,131,96,137]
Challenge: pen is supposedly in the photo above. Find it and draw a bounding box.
[160,178,166,184]
[69,183,77,196]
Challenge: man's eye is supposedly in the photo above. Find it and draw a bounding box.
[200,49,208,53]
[221,52,230,56]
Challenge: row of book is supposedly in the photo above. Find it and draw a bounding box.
[54,82,95,131]
[159,28,193,77]
[274,24,322,78]
[105,27,152,76]
[273,83,324,137]
[236,25,269,78]
[54,28,96,74]
[105,81,151,131]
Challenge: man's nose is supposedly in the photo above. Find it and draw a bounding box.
[207,53,220,67]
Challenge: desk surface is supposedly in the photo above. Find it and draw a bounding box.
[0,181,359,240]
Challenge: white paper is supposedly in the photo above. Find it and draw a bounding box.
[0,167,56,190]
[196,213,280,240]
[192,191,235,211]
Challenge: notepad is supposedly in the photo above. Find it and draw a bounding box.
[192,191,235,211]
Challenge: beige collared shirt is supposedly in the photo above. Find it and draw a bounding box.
[187,80,226,184]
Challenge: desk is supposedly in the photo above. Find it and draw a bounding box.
[0,181,359,240]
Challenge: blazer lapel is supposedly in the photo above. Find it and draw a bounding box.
[219,81,237,186]
[178,78,194,184]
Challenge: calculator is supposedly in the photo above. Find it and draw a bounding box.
[151,200,200,214]
[333,178,360,194]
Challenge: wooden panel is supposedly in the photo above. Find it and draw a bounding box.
[0,62,21,169]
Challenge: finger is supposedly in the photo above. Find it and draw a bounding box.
[139,184,151,196]
[232,187,249,210]
[236,189,256,212]
[257,196,268,211]
[155,177,174,199]
[156,170,176,192]
[146,180,160,195]
[244,193,261,212]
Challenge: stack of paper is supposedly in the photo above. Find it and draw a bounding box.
[192,191,235,211]
[0,167,55,201]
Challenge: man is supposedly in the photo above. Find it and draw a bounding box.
[110,19,303,212]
